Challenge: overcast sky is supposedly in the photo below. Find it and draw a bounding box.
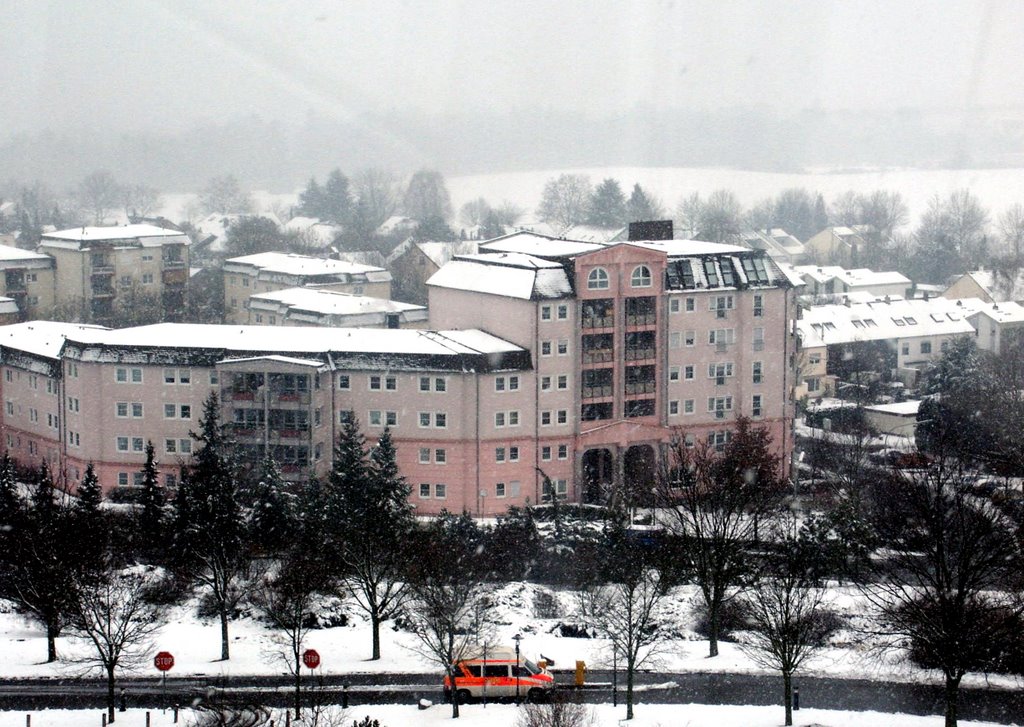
[2,0,1022,135]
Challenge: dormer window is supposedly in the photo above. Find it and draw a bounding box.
[587,267,609,290]
[631,265,652,288]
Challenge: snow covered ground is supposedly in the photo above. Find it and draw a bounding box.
[1,582,1020,694]
[0,703,1015,727]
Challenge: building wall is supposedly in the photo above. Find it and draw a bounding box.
[942,276,991,303]
[1,362,62,472]
[0,264,56,319]
[223,271,392,324]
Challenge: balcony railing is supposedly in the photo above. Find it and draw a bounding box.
[582,349,613,364]
[625,313,656,326]
[581,315,614,329]
[90,266,115,276]
[624,348,655,361]
[581,384,613,399]
[624,381,656,395]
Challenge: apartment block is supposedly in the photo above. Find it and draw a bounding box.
[222,252,392,324]
[245,287,427,328]
[0,244,56,319]
[38,225,189,324]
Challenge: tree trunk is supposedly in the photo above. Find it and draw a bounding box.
[107,664,116,724]
[708,599,720,657]
[46,622,59,663]
[783,670,793,726]
[294,650,302,719]
[220,604,230,661]
[371,612,381,661]
[944,673,961,727]
[626,660,635,720]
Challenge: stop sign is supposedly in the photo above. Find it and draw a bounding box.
[154,651,175,672]
[302,649,320,669]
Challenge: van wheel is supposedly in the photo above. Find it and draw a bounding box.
[456,689,472,704]
[527,688,545,703]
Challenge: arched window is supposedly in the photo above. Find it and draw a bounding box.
[587,267,609,290]
[631,265,652,287]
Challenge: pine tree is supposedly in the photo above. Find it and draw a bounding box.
[248,453,293,555]
[627,183,663,222]
[31,461,57,523]
[321,169,354,224]
[138,442,165,558]
[587,178,627,227]
[76,463,102,516]
[296,177,325,218]
[73,463,107,575]
[175,392,247,661]
[0,453,20,527]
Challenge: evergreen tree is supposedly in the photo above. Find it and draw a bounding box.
[138,442,165,558]
[73,464,107,575]
[587,178,627,227]
[248,453,293,555]
[174,392,247,661]
[402,169,452,221]
[31,461,57,524]
[76,463,103,516]
[321,169,354,224]
[627,183,663,222]
[412,215,456,242]
[0,453,19,527]
[296,177,325,218]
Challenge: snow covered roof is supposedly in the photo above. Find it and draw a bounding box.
[0,244,53,269]
[416,240,480,267]
[559,224,626,243]
[0,321,109,361]
[959,298,1024,324]
[376,216,417,235]
[950,268,1024,303]
[480,231,605,258]
[248,288,426,319]
[797,297,978,347]
[0,298,19,315]
[51,323,528,373]
[224,251,389,280]
[865,400,921,417]
[627,239,749,256]
[219,354,327,369]
[795,265,911,288]
[427,254,572,300]
[40,224,190,245]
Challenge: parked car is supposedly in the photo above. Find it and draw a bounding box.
[443,647,555,703]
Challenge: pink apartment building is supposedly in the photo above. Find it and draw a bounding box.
[0,231,797,516]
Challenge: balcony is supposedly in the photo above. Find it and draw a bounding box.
[582,349,613,365]
[624,347,655,362]
[582,384,613,399]
[162,267,188,286]
[272,391,311,406]
[624,381,656,395]
[625,313,656,326]
[91,286,115,299]
[162,258,186,270]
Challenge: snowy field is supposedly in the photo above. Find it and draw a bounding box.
[157,166,1024,228]
[0,704,1016,727]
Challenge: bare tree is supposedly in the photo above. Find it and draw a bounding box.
[537,173,592,229]
[656,418,786,657]
[695,189,743,244]
[737,544,836,726]
[78,170,123,224]
[858,189,908,237]
[862,454,1023,727]
[402,169,452,221]
[404,515,487,719]
[459,197,492,226]
[998,203,1024,258]
[352,168,402,231]
[67,568,164,724]
[122,183,161,218]
[830,190,862,227]
[199,175,252,215]
[494,200,525,227]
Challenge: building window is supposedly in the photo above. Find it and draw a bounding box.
[116,402,129,417]
[556,409,567,424]
[434,483,447,499]
[669,366,680,382]
[541,446,552,461]
[558,444,568,459]
[557,304,568,320]
[752,394,763,418]
[117,367,143,383]
[339,410,353,424]
[557,339,568,355]
[541,341,552,356]
[631,265,652,287]
[386,411,397,426]
[753,294,764,317]
[420,376,431,391]
[920,341,932,354]
[806,377,821,393]
[419,483,431,498]
[508,411,519,426]
[117,436,129,452]
[541,305,551,321]
[685,330,696,346]
[541,411,551,426]
[557,375,567,389]
[338,375,350,390]
[540,376,551,391]
[496,447,506,463]
[684,365,695,380]
[118,473,129,487]
[753,361,763,384]
[587,267,609,290]
[435,377,446,392]
[434,412,447,428]
[386,376,397,390]
[165,473,177,488]
[669,400,679,416]
[753,327,765,351]
[369,410,382,426]
[684,399,695,415]
[369,375,382,390]
[165,439,178,454]
[435,448,446,464]
[496,482,507,498]
[419,412,431,427]
[495,412,506,427]
[670,298,681,313]
[210,371,219,385]
[419,447,431,464]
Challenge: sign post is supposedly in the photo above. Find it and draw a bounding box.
[298,649,320,718]
[154,652,174,708]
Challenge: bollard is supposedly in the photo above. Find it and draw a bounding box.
[575,660,586,687]
[102,714,107,727]
[285,711,290,727]
[26,715,30,727]
[146,712,151,727]
[793,686,800,711]
[173,705,179,724]
[342,684,349,709]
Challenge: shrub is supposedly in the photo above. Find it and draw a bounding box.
[515,693,595,727]
[692,598,751,642]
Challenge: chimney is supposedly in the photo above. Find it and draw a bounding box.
[628,220,673,241]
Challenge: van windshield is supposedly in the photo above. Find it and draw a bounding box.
[524,659,541,675]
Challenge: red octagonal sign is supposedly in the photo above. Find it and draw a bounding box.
[302,649,321,670]
[154,651,175,672]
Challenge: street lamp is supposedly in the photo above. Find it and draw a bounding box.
[513,633,523,705]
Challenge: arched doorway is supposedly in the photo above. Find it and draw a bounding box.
[581,448,614,504]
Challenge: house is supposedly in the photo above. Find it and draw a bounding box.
[943,268,1024,304]
[283,216,344,252]
[558,224,626,244]
[794,265,912,302]
[740,228,806,266]
[386,238,479,304]
[0,244,57,320]
[245,287,428,328]
[804,225,887,268]
[428,229,799,505]
[376,216,418,236]
[37,225,189,325]
[191,213,283,260]
[794,296,1017,399]
[222,251,392,324]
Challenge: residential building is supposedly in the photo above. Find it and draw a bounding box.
[386,239,479,304]
[804,225,887,268]
[245,287,428,328]
[0,244,56,319]
[740,229,806,266]
[222,251,392,324]
[794,296,1020,399]
[37,225,189,325]
[427,230,798,504]
[943,269,1024,304]
[794,265,912,302]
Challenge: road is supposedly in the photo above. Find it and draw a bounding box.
[0,671,1020,724]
